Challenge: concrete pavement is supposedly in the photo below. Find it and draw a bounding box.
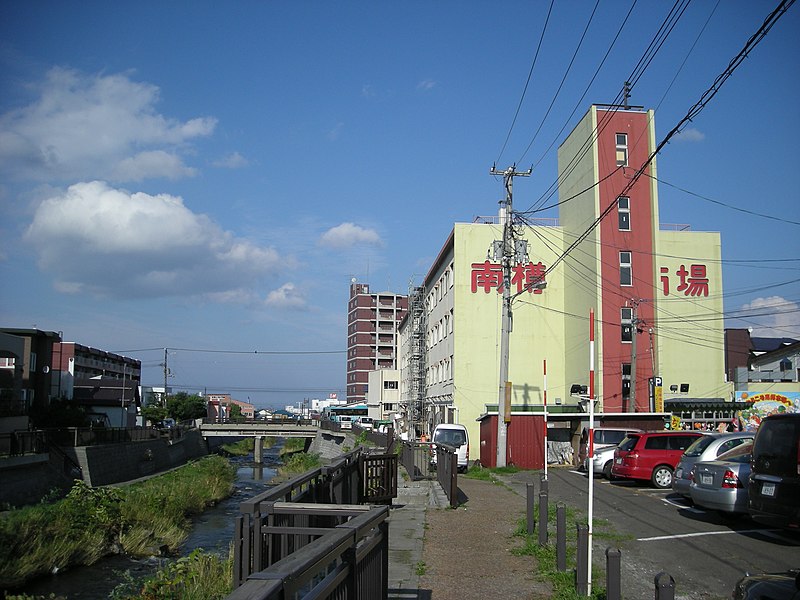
[387,473,447,599]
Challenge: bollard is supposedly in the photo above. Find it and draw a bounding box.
[526,483,536,535]
[556,503,566,572]
[575,523,589,595]
[606,547,621,600]
[540,473,549,494]
[538,491,549,546]
[654,572,675,600]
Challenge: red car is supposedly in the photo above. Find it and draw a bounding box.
[612,431,705,489]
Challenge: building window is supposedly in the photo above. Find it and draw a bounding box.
[617,196,630,231]
[621,307,633,342]
[622,363,631,399]
[384,380,398,389]
[616,133,628,167]
[620,251,632,286]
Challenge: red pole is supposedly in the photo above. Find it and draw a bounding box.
[543,359,548,478]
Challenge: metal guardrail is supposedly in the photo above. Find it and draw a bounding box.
[400,441,459,507]
[1,423,194,459]
[232,446,397,597]
[0,430,45,457]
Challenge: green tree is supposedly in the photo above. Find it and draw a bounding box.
[141,402,167,426]
[167,392,207,422]
[229,403,243,421]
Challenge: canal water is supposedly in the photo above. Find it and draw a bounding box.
[14,443,284,599]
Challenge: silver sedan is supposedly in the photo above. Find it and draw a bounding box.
[689,440,754,515]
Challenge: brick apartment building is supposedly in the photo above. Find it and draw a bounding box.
[346,281,407,404]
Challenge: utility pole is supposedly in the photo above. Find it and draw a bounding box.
[163,348,168,407]
[630,301,637,413]
[490,164,531,468]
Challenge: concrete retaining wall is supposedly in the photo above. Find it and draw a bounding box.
[0,430,209,505]
[308,430,358,461]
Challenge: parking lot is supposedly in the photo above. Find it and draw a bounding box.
[532,468,800,599]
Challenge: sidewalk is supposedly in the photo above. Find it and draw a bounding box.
[386,469,550,600]
[387,476,446,599]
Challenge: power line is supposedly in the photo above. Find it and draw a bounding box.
[495,0,555,165]
[538,0,796,286]
[645,172,800,226]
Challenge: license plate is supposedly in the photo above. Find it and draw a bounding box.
[615,458,622,464]
[700,474,712,486]
[762,482,776,497]
[676,468,683,478]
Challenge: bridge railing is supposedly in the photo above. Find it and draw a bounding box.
[232,446,397,595]
[228,503,389,600]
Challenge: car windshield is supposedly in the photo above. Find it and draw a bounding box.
[683,435,715,457]
[433,429,466,447]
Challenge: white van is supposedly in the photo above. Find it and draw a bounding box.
[430,423,470,473]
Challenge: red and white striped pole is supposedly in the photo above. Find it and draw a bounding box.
[588,309,595,596]
[543,359,548,480]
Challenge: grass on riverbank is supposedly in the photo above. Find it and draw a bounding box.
[108,548,233,600]
[0,455,236,590]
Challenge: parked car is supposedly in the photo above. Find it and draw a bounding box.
[580,427,643,474]
[673,432,755,498]
[732,568,800,599]
[688,439,754,515]
[611,431,705,489]
[585,444,627,479]
[429,423,469,473]
[748,413,800,529]
[356,417,374,430]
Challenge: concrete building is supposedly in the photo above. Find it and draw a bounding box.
[52,341,141,401]
[0,328,62,415]
[398,104,728,457]
[366,368,400,421]
[346,281,408,404]
[207,393,255,420]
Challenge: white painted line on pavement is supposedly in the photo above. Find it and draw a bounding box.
[661,496,704,513]
[637,529,778,542]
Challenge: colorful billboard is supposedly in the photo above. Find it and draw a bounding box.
[735,391,800,431]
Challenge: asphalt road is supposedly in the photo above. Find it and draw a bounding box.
[532,468,800,600]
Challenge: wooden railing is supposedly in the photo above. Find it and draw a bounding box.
[231,446,397,598]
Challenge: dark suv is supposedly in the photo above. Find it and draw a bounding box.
[748,413,800,529]
[612,431,705,489]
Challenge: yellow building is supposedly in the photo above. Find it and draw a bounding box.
[399,105,727,455]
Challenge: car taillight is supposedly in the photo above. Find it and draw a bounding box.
[688,469,694,483]
[721,469,742,489]
[466,443,470,460]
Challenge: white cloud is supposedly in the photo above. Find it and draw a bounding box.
[319,222,383,249]
[327,122,344,141]
[23,181,285,299]
[0,67,216,182]
[265,283,307,310]
[417,79,437,91]
[114,150,197,181]
[361,84,376,98]
[673,127,705,143]
[212,152,249,169]
[738,296,800,338]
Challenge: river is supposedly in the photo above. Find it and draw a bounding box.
[14,443,284,599]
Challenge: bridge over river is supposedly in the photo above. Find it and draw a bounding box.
[198,420,322,463]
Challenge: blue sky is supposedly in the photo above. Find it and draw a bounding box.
[1,1,798,409]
